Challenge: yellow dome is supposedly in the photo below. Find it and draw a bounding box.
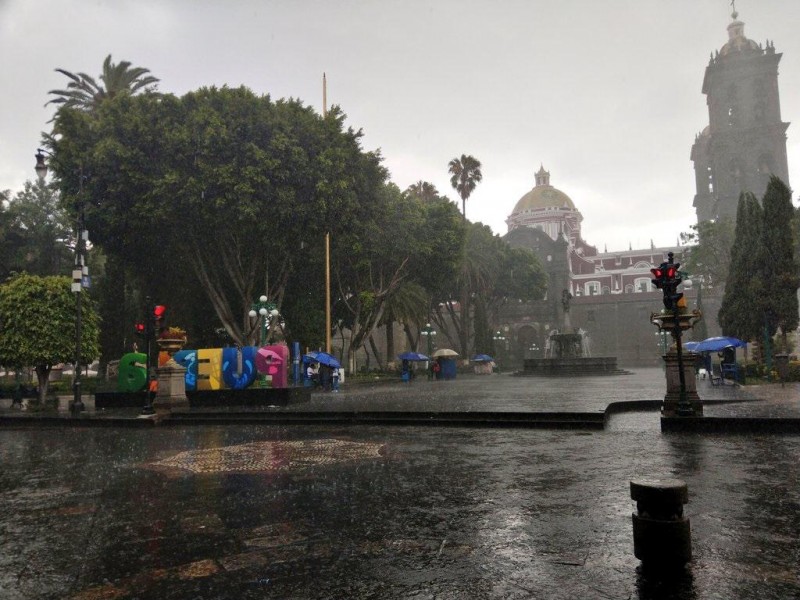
[512,185,575,213]
[511,165,576,214]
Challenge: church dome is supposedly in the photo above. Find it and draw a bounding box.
[511,166,576,214]
[719,13,759,57]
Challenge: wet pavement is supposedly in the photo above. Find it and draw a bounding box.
[1,369,799,599]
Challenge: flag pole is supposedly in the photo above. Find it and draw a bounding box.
[323,73,332,355]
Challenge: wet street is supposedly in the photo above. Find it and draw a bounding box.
[1,370,800,599]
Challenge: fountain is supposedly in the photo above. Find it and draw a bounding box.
[518,290,627,376]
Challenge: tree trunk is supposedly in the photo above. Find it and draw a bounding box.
[385,319,395,364]
[34,365,51,404]
[369,335,385,370]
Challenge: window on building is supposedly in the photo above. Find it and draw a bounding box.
[634,277,650,292]
[585,282,600,296]
[602,286,610,295]
[625,284,634,293]
[727,105,739,128]
[726,84,739,128]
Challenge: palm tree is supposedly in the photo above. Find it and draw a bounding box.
[405,181,440,203]
[447,155,482,220]
[47,54,159,111]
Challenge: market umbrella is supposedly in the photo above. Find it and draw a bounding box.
[302,351,341,369]
[694,336,747,353]
[470,354,494,362]
[432,348,459,358]
[398,351,430,362]
[255,348,284,373]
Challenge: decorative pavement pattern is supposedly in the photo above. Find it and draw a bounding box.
[147,438,386,475]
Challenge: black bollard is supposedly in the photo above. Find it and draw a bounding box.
[630,478,691,567]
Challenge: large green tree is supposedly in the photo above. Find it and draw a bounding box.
[370,189,465,366]
[334,182,464,370]
[0,274,100,402]
[49,87,405,360]
[719,193,764,340]
[758,176,799,343]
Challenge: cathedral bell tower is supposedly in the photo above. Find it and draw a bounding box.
[691,7,790,222]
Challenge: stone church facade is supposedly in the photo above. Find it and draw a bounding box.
[498,9,791,368]
[691,9,790,222]
[501,167,694,367]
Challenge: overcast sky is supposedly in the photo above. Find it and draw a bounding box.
[2,0,799,253]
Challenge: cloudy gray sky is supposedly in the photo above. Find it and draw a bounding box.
[2,0,799,252]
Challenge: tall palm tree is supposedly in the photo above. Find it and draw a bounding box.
[448,154,482,220]
[47,54,159,111]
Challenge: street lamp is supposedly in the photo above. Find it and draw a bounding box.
[248,295,276,347]
[36,149,88,415]
[420,323,437,357]
[493,330,506,359]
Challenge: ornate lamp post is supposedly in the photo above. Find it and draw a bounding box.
[36,149,88,415]
[650,252,702,417]
[493,330,506,354]
[248,295,276,347]
[249,295,278,387]
[421,323,437,357]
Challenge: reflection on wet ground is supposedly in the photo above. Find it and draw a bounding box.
[1,369,799,599]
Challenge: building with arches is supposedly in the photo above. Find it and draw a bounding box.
[501,166,694,366]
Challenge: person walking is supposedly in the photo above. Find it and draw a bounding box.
[332,368,340,392]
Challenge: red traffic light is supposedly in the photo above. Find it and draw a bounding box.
[153,305,167,319]
[666,267,677,279]
[134,323,145,336]
[650,268,663,279]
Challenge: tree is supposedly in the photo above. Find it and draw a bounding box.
[49,87,402,358]
[719,193,763,340]
[47,54,159,111]
[759,176,799,344]
[405,181,441,203]
[447,154,482,356]
[0,274,100,403]
[448,155,482,220]
[0,189,25,277]
[431,223,546,354]
[45,55,160,365]
[5,179,73,276]
[691,283,709,342]
[680,217,735,293]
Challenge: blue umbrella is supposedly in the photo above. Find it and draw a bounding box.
[471,354,494,362]
[302,351,341,369]
[694,336,747,353]
[398,352,430,362]
[683,341,700,352]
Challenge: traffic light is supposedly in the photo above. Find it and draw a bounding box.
[650,266,666,289]
[660,259,683,311]
[152,304,167,335]
[134,323,146,338]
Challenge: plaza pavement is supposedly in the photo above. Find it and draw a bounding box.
[1,368,799,599]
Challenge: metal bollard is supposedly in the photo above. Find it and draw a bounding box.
[630,478,691,566]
